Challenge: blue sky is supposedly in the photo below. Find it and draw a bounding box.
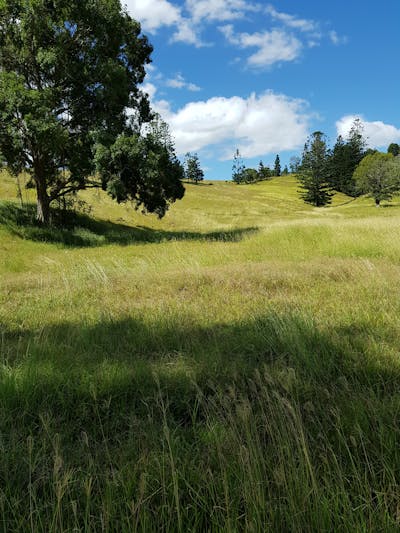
[126,0,400,180]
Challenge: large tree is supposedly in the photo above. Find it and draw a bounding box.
[0,0,184,224]
[298,131,332,206]
[353,152,400,206]
[184,152,204,184]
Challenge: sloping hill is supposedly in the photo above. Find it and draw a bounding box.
[1,171,400,531]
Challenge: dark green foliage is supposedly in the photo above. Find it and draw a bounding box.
[387,143,400,157]
[95,128,184,218]
[242,168,257,183]
[327,119,366,196]
[185,152,204,184]
[274,154,281,176]
[354,152,400,205]
[257,160,272,180]
[298,132,332,206]
[0,0,184,223]
[282,165,289,175]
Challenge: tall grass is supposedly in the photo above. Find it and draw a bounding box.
[1,171,400,531]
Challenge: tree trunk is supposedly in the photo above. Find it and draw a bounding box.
[35,178,51,224]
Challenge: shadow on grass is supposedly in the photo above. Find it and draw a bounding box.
[0,201,258,247]
[2,312,399,409]
[1,312,399,533]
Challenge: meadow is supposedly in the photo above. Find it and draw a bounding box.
[1,171,400,532]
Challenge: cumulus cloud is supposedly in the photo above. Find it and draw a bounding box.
[336,115,400,148]
[141,81,158,100]
[220,25,302,67]
[152,91,310,158]
[125,0,181,31]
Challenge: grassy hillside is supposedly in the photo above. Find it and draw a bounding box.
[1,172,400,531]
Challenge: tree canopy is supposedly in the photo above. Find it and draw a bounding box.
[0,0,184,223]
[353,152,400,206]
[388,143,400,157]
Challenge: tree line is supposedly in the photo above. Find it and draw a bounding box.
[232,150,288,184]
[297,120,400,206]
[230,118,400,207]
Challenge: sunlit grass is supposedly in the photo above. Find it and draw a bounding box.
[1,170,400,531]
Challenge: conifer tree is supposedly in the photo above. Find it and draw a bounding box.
[327,119,366,196]
[298,132,332,206]
[257,161,271,180]
[184,153,204,184]
[274,155,281,176]
[232,149,246,183]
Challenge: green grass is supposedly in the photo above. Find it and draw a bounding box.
[1,171,400,531]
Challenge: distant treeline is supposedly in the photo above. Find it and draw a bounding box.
[232,151,288,183]
[232,119,400,207]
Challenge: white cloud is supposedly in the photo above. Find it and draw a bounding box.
[126,1,346,55]
[220,25,302,67]
[185,0,261,23]
[166,74,201,91]
[125,0,181,31]
[265,4,317,32]
[153,91,310,158]
[336,115,400,148]
[141,82,158,100]
[170,21,204,46]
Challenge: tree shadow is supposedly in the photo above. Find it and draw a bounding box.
[1,315,399,530]
[2,312,399,402]
[0,201,258,247]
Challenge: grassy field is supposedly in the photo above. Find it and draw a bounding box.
[1,171,400,532]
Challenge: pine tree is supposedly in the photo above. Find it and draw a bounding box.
[184,153,204,184]
[274,155,281,176]
[327,119,366,196]
[298,132,332,206]
[257,160,271,180]
[346,119,366,195]
[232,149,246,183]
